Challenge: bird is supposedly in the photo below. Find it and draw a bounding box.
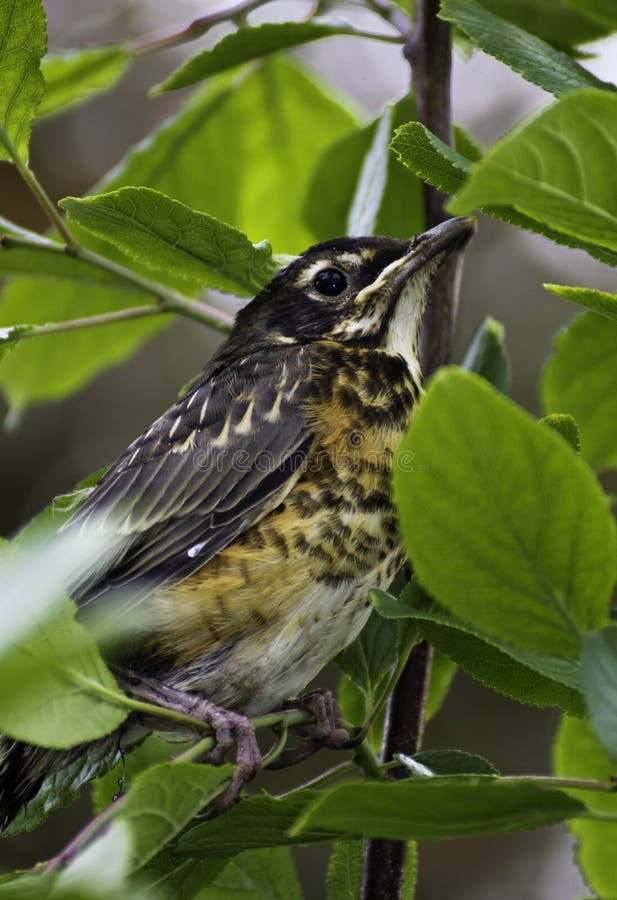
[0,216,474,829]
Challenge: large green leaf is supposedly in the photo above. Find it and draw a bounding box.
[39,46,132,119]
[0,0,46,162]
[479,0,613,47]
[305,97,424,241]
[373,587,584,713]
[394,368,616,659]
[461,316,510,393]
[326,842,363,900]
[0,59,355,414]
[544,284,617,325]
[565,0,617,29]
[0,535,127,746]
[201,847,302,899]
[100,762,233,873]
[440,0,609,96]
[543,312,617,471]
[156,19,355,92]
[292,777,587,840]
[61,188,280,296]
[449,90,617,255]
[391,120,617,266]
[553,716,617,899]
[176,791,336,856]
[581,626,617,760]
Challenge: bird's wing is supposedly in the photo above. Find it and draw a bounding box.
[67,345,314,603]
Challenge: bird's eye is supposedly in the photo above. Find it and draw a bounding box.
[313,268,347,297]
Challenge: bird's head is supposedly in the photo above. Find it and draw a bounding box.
[211,217,475,375]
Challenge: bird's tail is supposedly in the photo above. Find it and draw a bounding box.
[0,732,125,832]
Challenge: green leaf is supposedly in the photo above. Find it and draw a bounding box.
[581,626,617,760]
[201,847,302,899]
[327,841,363,900]
[553,715,617,899]
[453,124,483,162]
[461,316,510,392]
[408,749,498,775]
[292,777,587,840]
[0,235,142,290]
[156,19,354,92]
[394,368,616,658]
[541,413,582,453]
[103,762,233,873]
[0,535,127,747]
[347,106,393,236]
[391,122,469,195]
[565,0,617,28]
[176,790,336,856]
[336,611,397,708]
[306,97,424,241]
[5,734,123,835]
[439,0,610,97]
[543,312,617,471]
[39,46,132,118]
[424,649,457,721]
[143,853,226,899]
[92,733,189,814]
[545,284,617,325]
[61,188,280,296]
[479,0,613,47]
[0,0,46,162]
[449,90,617,256]
[392,120,617,266]
[394,590,585,714]
[0,59,354,413]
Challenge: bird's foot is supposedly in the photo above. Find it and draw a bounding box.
[116,670,260,811]
[267,689,358,770]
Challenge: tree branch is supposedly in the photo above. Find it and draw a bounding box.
[361,1,462,896]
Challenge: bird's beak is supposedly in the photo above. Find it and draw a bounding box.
[389,216,476,295]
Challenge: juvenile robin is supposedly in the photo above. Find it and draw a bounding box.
[0,216,474,827]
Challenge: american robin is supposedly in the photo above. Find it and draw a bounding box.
[0,216,474,827]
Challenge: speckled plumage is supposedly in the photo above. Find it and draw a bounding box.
[0,219,474,828]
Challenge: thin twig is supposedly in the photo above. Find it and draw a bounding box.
[3,306,169,342]
[130,0,266,55]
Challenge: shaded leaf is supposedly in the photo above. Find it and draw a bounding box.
[410,750,498,775]
[203,847,302,899]
[439,0,609,96]
[581,626,617,760]
[564,0,617,28]
[394,368,616,658]
[156,19,354,92]
[479,0,612,47]
[176,791,336,856]
[553,716,617,899]
[543,312,617,471]
[336,611,397,707]
[292,777,587,841]
[0,0,46,162]
[461,316,510,392]
[39,46,132,118]
[306,97,424,241]
[424,649,457,721]
[0,235,142,289]
[347,106,392,236]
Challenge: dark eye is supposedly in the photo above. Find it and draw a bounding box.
[314,268,347,296]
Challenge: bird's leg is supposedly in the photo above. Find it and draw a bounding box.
[267,689,361,770]
[115,669,260,809]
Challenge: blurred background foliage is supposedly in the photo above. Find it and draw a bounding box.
[1,1,617,897]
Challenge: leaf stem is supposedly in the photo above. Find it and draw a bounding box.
[504,775,617,793]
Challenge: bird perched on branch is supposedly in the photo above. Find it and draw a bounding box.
[0,216,474,828]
